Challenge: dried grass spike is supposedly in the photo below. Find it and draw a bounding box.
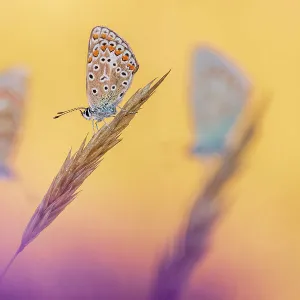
[0,70,170,283]
[150,95,270,300]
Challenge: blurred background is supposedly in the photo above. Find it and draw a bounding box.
[0,0,299,299]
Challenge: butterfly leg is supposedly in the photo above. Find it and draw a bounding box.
[117,105,138,115]
[92,120,96,134]
[95,121,99,131]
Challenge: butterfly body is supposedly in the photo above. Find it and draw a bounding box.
[81,103,117,122]
[54,26,139,127]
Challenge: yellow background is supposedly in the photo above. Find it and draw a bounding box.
[0,0,299,299]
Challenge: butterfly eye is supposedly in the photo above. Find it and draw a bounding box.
[85,109,91,117]
[93,64,99,71]
[103,85,109,91]
[100,57,106,63]
[116,67,121,73]
[120,71,128,78]
[92,88,98,95]
[111,85,116,91]
[122,80,128,87]
[88,73,95,81]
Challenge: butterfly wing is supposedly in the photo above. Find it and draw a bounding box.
[0,67,29,177]
[86,26,139,109]
[191,46,251,156]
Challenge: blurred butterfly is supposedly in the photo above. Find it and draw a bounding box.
[191,46,251,157]
[54,26,139,131]
[0,67,29,178]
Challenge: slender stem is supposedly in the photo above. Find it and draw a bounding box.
[0,247,22,283]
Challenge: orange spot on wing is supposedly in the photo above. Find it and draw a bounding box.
[92,34,99,40]
[128,64,135,70]
[100,33,107,38]
[88,56,92,63]
[115,50,123,56]
[93,50,99,57]
[100,45,107,51]
[108,45,115,52]
[122,55,129,61]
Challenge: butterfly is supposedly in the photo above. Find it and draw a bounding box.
[0,67,29,178]
[191,46,251,157]
[54,26,139,131]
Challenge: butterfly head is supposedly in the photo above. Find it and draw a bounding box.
[81,107,93,120]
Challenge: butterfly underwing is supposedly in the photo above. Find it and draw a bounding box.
[191,46,251,157]
[54,26,139,131]
[0,67,29,178]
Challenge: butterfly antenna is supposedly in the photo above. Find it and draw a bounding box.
[53,107,86,119]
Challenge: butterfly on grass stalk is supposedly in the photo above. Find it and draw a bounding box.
[54,26,139,131]
[191,46,251,157]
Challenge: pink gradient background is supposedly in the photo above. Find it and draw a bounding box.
[0,0,299,299]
